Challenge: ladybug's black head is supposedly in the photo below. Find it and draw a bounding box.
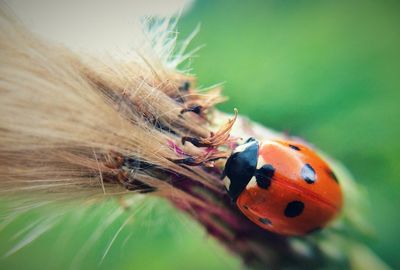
[222,137,259,201]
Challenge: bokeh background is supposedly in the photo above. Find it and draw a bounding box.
[179,1,400,268]
[1,0,399,269]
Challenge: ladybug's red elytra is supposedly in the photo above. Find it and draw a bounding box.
[222,137,343,236]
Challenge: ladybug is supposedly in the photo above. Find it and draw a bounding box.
[222,137,343,236]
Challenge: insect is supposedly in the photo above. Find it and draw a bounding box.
[222,137,343,236]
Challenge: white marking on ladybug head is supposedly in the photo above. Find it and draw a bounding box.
[256,156,267,169]
[246,176,257,189]
[234,140,257,154]
[223,177,231,190]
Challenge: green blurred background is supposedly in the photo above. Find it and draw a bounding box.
[180,0,400,268]
[1,0,399,269]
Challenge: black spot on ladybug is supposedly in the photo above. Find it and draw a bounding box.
[289,144,300,151]
[255,164,275,189]
[326,168,339,184]
[259,217,272,225]
[306,227,322,234]
[301,164,316,184]
[243,205,249,210]
[284,200,304,218]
